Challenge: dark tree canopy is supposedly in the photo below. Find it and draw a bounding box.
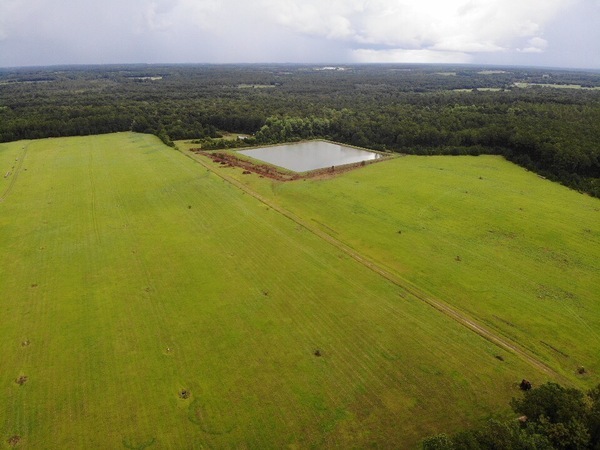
[423,382,600,450]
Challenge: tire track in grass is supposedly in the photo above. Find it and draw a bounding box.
[171,158,445,439]
[119,149,288,447]
[160,162,388,439]
[100,145,206,445]
[180,149,565,382]
[169,154,422,440]
[105,146,280,445]
[195,207,335,443]
[267,219,434,387]
[109,171,177,356]
[267,287,382,417]
[0,142,29,202]
[230,217,396,416]
[87,145,101,244]
[5,141,75,445]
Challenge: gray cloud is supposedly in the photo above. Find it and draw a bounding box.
[0,0,598,68]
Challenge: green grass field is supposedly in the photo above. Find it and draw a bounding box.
[0,133,596,448]
[221,150,600,382]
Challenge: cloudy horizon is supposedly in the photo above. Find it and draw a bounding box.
[1,0,599,69]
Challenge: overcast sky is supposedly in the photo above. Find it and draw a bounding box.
[1,0,599,69]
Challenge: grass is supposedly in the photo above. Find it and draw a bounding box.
[0,133,593,448]
[223,153,600,383]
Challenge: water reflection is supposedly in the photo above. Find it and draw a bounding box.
[238,141,382,172]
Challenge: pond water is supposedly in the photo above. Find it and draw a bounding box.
[238,141,382,172]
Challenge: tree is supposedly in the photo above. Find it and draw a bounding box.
[510,383,588,427]
[423,383,600,450]
[422,433,455,450]
[586,385,600,449]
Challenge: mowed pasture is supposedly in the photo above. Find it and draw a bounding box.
[223,150,600,384]
[0,132,563,448]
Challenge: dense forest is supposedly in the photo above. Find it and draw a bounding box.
[1,64,599,196]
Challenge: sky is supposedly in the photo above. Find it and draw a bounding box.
[1,0,599,69]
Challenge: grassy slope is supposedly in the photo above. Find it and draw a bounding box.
[224,152,600,383]
[0,133,551,448]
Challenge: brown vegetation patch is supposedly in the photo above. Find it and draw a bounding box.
[7,435,20,447]
[15,376,28,385]
[179,389,190,399]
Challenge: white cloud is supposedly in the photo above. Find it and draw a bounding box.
[518,36,549,53]
[135,0,220,33]
[263,0,578,62]
[353,48,471,64]
[0,0,596,67]
[142,3,174,32]
[0,0,44,41]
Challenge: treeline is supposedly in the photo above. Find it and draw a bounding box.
[253,102,600,196]
[1,64,599,195]
[423,382,600,450]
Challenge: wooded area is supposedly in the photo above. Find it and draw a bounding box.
[1,64,599,195]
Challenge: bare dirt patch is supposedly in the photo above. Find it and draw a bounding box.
[15,375,28,385]
[7,435,21,447]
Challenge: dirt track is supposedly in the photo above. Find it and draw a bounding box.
[180,148,567,383]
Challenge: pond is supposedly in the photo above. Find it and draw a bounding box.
[238,141,382,172]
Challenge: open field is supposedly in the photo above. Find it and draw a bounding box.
[514,82,600,90]
[0,133,596,448]
[217,150,600,384]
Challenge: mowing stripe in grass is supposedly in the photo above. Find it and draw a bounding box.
[181,147,565,382]
[0,133,557,447]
